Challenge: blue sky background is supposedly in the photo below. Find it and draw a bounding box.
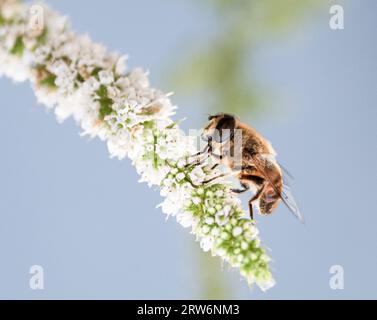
[0,0,376,299]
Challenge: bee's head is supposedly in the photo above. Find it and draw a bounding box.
[202,113,237,143]
[207,113,235,122]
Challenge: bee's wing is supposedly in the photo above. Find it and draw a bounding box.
[253,154,304,223]
[281,183,305,223]
[278,161,295,181]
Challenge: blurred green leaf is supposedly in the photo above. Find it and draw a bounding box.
[167,0,323,117]
[193,243,231,299]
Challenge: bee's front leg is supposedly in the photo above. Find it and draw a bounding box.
[186,154,210,167]
[188,144,210,158]
[210,152,223,161]
[210,163,219,170]
[185,144,211,167]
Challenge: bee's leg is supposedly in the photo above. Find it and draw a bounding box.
[210,153,223,161]
[185,155,206,167]
[187,144,210,158]
[231,182,249,194]
[202,173,228,184]
[248,183,266,220]
[248,202,254,220]
[210,163,219,170]
[185,144,211,167]
[202,152,222,169]
[188,171,226,188]
[201,170,240,185]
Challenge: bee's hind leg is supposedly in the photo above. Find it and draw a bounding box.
[247,183,266,220]
[248,202,254,220]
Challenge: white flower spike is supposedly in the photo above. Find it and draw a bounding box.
[0,0,274,290]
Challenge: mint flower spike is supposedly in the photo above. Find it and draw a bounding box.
[0,0,274,291]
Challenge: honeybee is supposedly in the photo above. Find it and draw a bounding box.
[190,113,303,222]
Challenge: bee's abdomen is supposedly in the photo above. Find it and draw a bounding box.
[259,189,281,215]
[259,168,283,215]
